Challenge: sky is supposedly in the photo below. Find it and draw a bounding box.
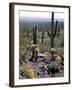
[20,11,64,22]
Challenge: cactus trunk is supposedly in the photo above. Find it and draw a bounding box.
[51,36,54,48]
[51,12,54,48]
[33,25,37,44]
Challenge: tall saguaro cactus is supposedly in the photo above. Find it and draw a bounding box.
[33,25,37,44]
[48,12,59,48]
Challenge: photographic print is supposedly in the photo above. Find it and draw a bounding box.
[9,3,70,87]
[19,10,64,79]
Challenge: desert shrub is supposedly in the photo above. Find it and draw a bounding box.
[19,37,27,50]
[20,63,36,79]
[56,48,64,57]
[37,43,49,53]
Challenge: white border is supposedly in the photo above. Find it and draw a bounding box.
[14,5,69,86]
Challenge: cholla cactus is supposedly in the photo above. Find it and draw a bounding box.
[49,48,57,61]
[49,48,64,64]
[20,63,36,79]
[54,55,62,64]
[49,48,57,55]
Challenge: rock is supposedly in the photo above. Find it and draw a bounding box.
[19,47,64,79]
[38,53,46,58]
[47,62,59,76]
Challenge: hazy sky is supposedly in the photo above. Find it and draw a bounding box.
[20,11,64,22]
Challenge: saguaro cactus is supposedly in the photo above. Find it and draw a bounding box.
[33,25,37,44]
[47,12,59,48]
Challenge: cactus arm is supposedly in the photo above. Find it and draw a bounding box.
[47,30,51,37]
[53,20,58,37]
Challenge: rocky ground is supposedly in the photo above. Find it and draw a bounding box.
[19,49,64,79]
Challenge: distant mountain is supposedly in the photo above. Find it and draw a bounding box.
[20,18,51,24]
[19,18,64,25]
